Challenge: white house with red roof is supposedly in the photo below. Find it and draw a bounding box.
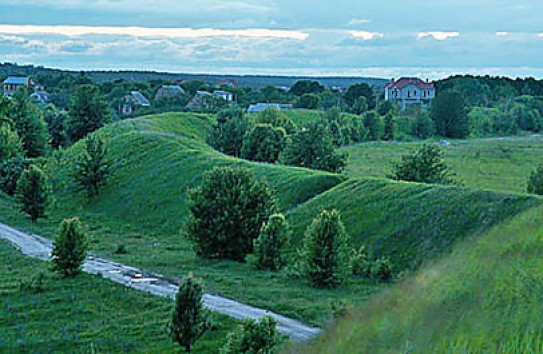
[385,77,436,110]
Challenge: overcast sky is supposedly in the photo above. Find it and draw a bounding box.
[1,0,543,79]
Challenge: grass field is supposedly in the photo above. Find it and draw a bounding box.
[1,112,540,328]
[297,205,543,353]
[342,135,543,194]
[0,239,235,353]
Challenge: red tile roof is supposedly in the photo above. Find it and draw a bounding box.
[385,77,435,90]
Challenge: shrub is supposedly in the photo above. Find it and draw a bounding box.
[255,107,297,135]
[363,111,384,141]
[254,214,289,271]
[186,167,277,261]
[207,113,251,157]
[169,274,209,353]
[351,246,371,277]
[296,93,321,109]
[9,90,48,157]
[16,165,50,222]
[66,85,111,142]
[221,316,280,354]
[51,218,88,277]
[301,210,351,288]
[382,113,395,141]
[390,143,456,185]
[19,272,46,293]
[527,161,543,195]
[241,124,286,163]
[371,256,393,281]
[0,126,23,162]
[74,134,112,198]
[431,91,470,138]
[0,157,32,195]
[412,114,435,139]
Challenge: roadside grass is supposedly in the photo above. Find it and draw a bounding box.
[342,135,543,194]
[295,205,543,354]
[287,178,540,272]
[0,239,236,353]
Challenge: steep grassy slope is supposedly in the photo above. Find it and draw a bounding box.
[0,239,235,353]
[342,136,543,194]
[298,205,543,354]
[288,178,540,271]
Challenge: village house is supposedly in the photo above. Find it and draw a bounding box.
[217,79,237,88]
[3,76,36,98]
[154,85,186,100]
[121,91,151,115]
[247,103,294,114]
[186,90,235,109]
[384,77,436,110]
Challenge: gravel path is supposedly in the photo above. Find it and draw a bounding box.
[0,222,321,342]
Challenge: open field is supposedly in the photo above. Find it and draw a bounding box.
[297,204,543,353]
[0,239,235,353]
[342,135,543,194]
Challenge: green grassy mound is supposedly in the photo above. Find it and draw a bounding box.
[0,240,235,353]
[299,205,543,353]
[342,136,543,194]
[288,178,540,271]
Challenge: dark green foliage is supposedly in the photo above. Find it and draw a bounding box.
[208,112,251,157]
[351,246,370,277]
[255,108,297,135]
[186,167,277,261]
[0,126,23,162]
[43,104,67,148]
[217,106,245,124]
[51,218,88,277]
[296,94,321,109]
[301,210,351,288]
[391,143,456,185]
[351,96,369,115]
[279,121,347,173]
[290,80,325,96]
[344,83,375,109]
[382,114,395,141]
[169,274,209,353]
[377,100,398,116]
[412,113,435,139]
[254,214,289,271]
[431,91,470,138]
[363,111,384,141]
[370,257,393,281]
[66,85,111,142]
[0,157,32,195]
[16,165,50,222]
[527,161,543,195]
[221,316,280,354]
[19,272,46,293]
[241,124,286,163]
[9,90,48,157]
[74,134,112,198]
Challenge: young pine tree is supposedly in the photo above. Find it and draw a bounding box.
[302,210,351,288]
[169,274,209,353]
[66,85,111,142]
[16,165,50,222]
[0,126,23,162]
[9,90,48,158]
[51,218,88,277]
[254,214,289,271]
[221,316,280,354]
[74,134,111,198]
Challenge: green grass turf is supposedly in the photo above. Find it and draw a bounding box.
[0,239,236,353]
[342,135,543,194]
[295,204,543,354]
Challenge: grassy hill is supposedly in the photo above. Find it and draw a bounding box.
[342,136,543,194]
[297,205,543,353]
[0,239,235,353]
[0,112,539,327]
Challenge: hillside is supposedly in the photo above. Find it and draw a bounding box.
[0,239,235,353]
[298,205,543,353]
[342,136,543,194]
[0,112,539,326]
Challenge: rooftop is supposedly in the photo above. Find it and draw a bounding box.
[3,76,31,85]
[385,77,435,90]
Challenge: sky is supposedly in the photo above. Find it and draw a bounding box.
[1,0,543,79]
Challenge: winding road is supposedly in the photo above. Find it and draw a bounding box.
[0,222,321,342]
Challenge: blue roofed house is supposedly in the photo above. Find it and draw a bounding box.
[121,91,151,115]
[3,76,36,98]
[247,103,294,114]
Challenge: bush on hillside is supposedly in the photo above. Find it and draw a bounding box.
[51,218,88,277]
[382,113,396,141]
[241,124,286,163]
[9,90,48,158]
[221,316,280,354]
[295,93,321,109]
[169,274,209,353]
[186,166,277,262]
[412,113,436,139]
[74,134,112,198]
[0,126,23,162]
[43,104,68,149]
[207,111,251,157]
[16,165,50,222]
[527,161,543,195]
[363,111,384,141]
[301,210,351,288]
[254,214,290,271]
[255,107,297,135]
[279,121,347,173]
[370,256,393,281]
[66,85,111,142]
[390,143,456,185]
[351,246,371,277]
[0,157,32,195]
